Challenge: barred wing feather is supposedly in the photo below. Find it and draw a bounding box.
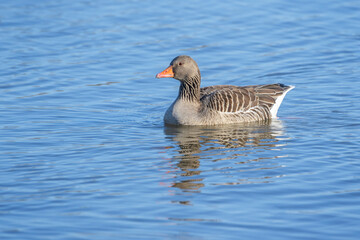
[200,83,293,119]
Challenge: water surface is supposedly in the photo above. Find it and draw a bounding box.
[1,0,360,239]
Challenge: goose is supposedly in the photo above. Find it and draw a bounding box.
[156,55,294,125]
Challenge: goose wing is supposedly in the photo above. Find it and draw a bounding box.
[200,83,291,114]
[200,85,259,113]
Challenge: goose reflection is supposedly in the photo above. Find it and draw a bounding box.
[163,120,288,192]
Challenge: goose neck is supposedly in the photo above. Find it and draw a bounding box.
[178,76,201,102]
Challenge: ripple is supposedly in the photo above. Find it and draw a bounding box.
[1,0,360,239]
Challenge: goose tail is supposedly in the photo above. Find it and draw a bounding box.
[270,85,295,118]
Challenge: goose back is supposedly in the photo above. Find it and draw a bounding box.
[199,83,293,122]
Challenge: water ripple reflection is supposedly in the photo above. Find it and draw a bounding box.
[163,121,289,192]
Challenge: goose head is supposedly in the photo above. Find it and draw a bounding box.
[156,55,201,81]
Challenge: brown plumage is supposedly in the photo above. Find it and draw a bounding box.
[156,55,294,125]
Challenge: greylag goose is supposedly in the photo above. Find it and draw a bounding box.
[156,55,294,125]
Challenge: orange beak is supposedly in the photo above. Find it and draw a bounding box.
[156,66,174,78]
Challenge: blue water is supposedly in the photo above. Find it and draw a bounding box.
[1,0,360,239]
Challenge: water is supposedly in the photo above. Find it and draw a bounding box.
[1,0,360,239]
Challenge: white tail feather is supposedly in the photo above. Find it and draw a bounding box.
[270,85,295,118]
